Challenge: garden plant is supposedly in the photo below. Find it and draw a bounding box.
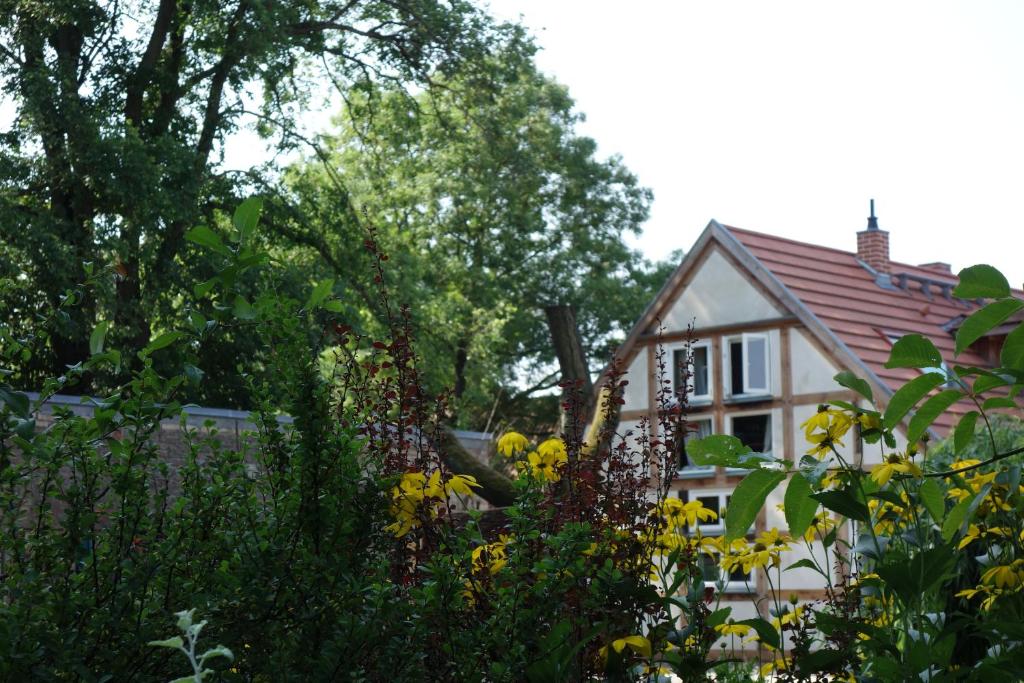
[2,198,1024,681]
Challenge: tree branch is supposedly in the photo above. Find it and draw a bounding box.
[124,0,175,125]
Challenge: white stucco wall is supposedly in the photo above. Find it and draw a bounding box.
[621,351,649,412]
[790,329,842,395]
[662,248,785,333]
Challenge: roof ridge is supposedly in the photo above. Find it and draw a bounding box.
[723,225,964,280]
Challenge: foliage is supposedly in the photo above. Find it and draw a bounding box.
[0,0,530,402]
[282,54,668,427]
[0,202,692,681]
[149,610,234,683]
[683,263,1024,680]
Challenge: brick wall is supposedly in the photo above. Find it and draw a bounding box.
[856,229,890,273]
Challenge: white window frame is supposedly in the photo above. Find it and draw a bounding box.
[724,333,771,398]
[677,415,715,479]
[669,340,713,404]
[724,411,774,474]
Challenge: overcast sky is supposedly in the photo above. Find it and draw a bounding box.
[486,0,1024,286]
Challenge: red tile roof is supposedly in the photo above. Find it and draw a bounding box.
[725,226,1001,436]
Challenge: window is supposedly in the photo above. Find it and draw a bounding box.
[677,417,714,477]
[679,489,756,591]
[729,413,773,455]
[699,553,755,593]
[725,333,770,397]
[679,489,730,534]
[672,342,711,403]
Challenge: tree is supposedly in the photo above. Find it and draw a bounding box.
[0,0,526,390]
[283,56,670,427]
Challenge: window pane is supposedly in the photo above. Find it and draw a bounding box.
[700,554,719,584]
[728,566,752,583]
[678,419,713,469]
[732,414,771,453]
[730,341,743,395]
[672,349,688,397]
[744,335,768,392]
[693,346,708,396]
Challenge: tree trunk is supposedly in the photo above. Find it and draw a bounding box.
[544,305,595,425]
[436,428,517,507]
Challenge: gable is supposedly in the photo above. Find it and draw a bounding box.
[660,247,786,332]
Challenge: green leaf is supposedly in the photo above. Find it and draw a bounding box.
[0,387,30,418]
[869,490,905,507]
[321,299,344,313]
[233,295,256,320]
[307,279,334,309]
[90,320,110,355]
[199,645,234,664]
[737,617,781,651]
[941,496,974,542]
[983,396,1017,410]
[907,389,963,443]
[885,334,943,369]
[185,225,230,256]
[974,373,1011,394]
[687,435,753,468]
[783,473,818,539]
[833,371,873,403]
[812,489,869,523]
[148,636,184,649]
[953,264,1010,299]
[797,648,846,674]
[919,479,946,522]
[876,544,955,606]
[706,607,732,629]
[954,412,979,453]
[1001,322,1024,370]
[956,299,1024,356]
[194,277,218,298]
[883,373,944,430]
[232,197,263,240]
[785,558,825,575]
[725,469,786,541]
[143,332,183,355]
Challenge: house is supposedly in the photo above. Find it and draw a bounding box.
[610,205,1012,640]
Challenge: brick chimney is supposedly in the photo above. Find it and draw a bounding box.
[857,199,890,273]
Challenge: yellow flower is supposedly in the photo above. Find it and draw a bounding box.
[714,622,752,638]
[981,561,1024,589]
[497,431,529,457]
[756,527,792,551]
[801,407,854,458]
[680,499,717,528]
[537,437,567,464]
[957,585,1001,611]
[385,470,478,537]
[527,449,561,482]
[471,535,509,575]
[445,473,481,497]
[803,515,837,543]
[870,453,923,486]
[598,634,652,663]
[759,657,789,676]
[957,524,1008,550]
[771,605,804,631]
[740,543,772,573]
